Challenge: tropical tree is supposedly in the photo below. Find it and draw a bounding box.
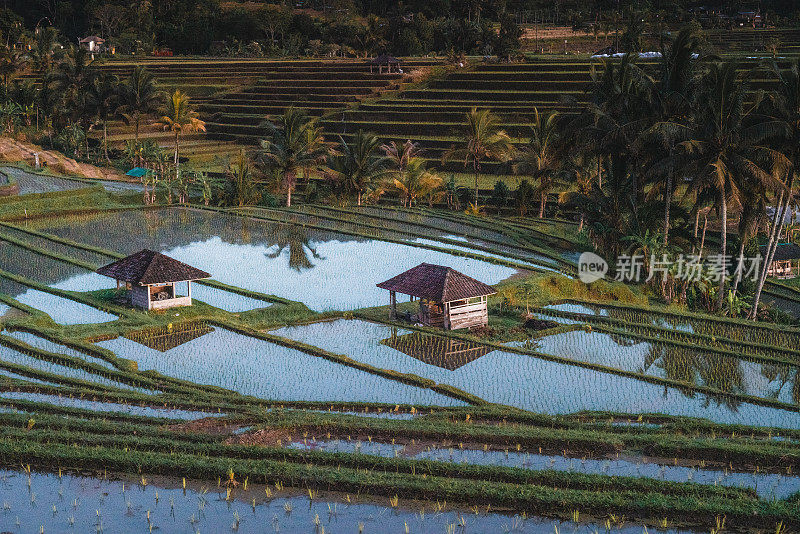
[0,45,27,94]
[443,108,514,205]
[328,130,388,205]
[47,46,94,127]
[749,58,800,318]
[382,139,422,176]
[513,108,563,218]
[157,90,205,181]
[227,150,260,207]
[119,66,163,144]
[87,72,121,161]
[640,26,705,247]
[680,61,786,310]
[30,26,62,74]
[390,157,443,207]
[258,107,326,207]
[0,101,21,134]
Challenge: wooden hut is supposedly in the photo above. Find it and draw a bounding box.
[761,243,800,279]
[96,250,210,310]
[79,36,105,52]
[377,263,496,330]
[368,54,400,74]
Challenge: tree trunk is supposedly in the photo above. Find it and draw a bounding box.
[716,190,727,311]
[698,213,707,256]
[578,212,584,233]
[731,235,747,300]
[287,183,292,207]
[750,184,791,319]
[597,157,602,188]
[473,165,479,206]
[663,151,673,247]
[103,121,109,162]
[134,114,140,144]
[539,191,546,218]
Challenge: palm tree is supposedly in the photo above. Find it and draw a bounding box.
[227,150,260,207]
[382,139,422,175]
[47,46,93,127]
[641,27,705,247]
[328,130,388,206]
[513,108,563,218]
[0,45,27,94]
[87,73,121,162]
[258,107,327,207]
[30,26,61,74]
[680,61,785,310]
[120,66,163,144]
[443,108,514,206]
[390,157,443,207]
[749,58,800,318]
[157,90,205,181]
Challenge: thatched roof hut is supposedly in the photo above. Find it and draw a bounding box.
[97,250,210,310]
[377,263,496,330]
[760,243,800,279]
[368,54,400,73]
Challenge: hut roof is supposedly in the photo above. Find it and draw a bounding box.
[761,243,800,262]
[96,250,210,285]
[80,36,105,44]
[377,263,496,302]
[369,54,400,64]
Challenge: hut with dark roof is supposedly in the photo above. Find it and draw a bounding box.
[368,54,400,74]
[79,35,105,52]
[760,243,800,279]
[96,250,210,310]
[377,263,496,330]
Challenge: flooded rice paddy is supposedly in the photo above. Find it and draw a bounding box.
[288,437,799,498]
[0,391,221,420]
[0,469,691,534]
[0,240,273,313]
[541,302,800,349]
[27,208,519,310]
[0,167,144,195]
[1,167,88,195]
[536,328,800,405]
[0,278,116,325]
[0,342,149,393]
[273,319,800,428]
[96,326,461,406]
[2,330,115,369]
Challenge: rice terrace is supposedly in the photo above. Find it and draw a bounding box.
[6,1,800,533]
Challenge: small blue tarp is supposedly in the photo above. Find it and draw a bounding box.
[126,167,148,178]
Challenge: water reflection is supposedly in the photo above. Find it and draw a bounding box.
[381,329,493,370]
[274,319,800,427]
[538,329,800,410]
[126,323,215,352]
[31,208,517,311]
[265,224,323,272]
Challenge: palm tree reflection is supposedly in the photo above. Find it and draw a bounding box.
[265,224,324,271]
